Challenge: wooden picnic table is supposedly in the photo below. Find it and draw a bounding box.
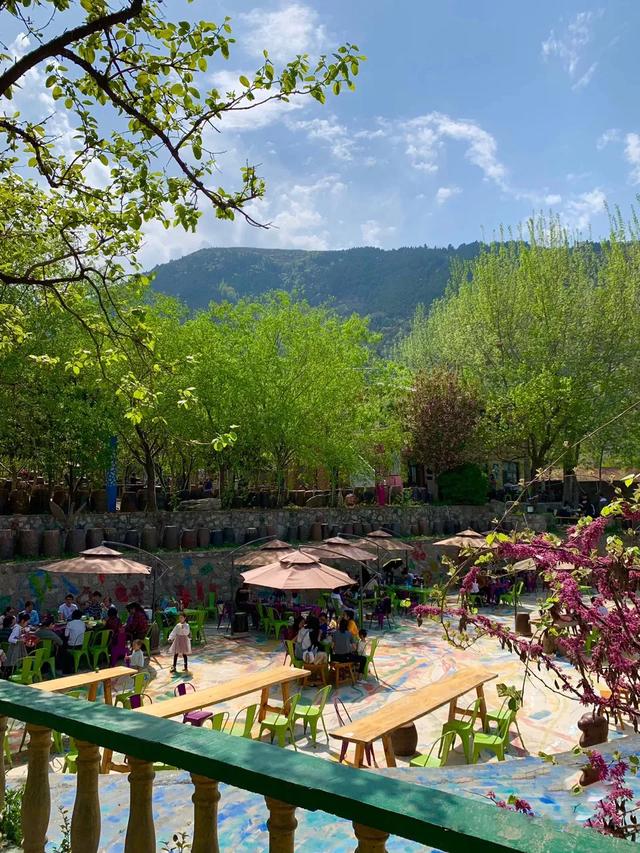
[329,666,498,768]
[136,666,312,722]
[30,666,135,704]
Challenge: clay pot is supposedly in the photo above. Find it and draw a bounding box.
[29,487,50,514]
[19,529,40,557]
[310,522,322,541]
[163,525,180,550]
[223,527,235,545]
[85,528,104,549]
[321,523,329,540]
[66,529,86,554]
[578,712,608,748]
[245,527,258,543]
[197,528,210,548]
[103,527,119,544]
[287,525,298,543]
[141,527,158,551]
[125,529,140,547]
[297,524,309,542]
[9,489,29,514]
[353,522,363,536]
[51,489,68,510]
[181,529,197,549]
[41,529,61,557]
[212,530,224,547]
[515,613,532,637]
[0,530,14,559]
[411,523,420,536]
[418,517,428,535]
[342,523,354,536]
[0,488,8,515]
[258,525,268,540]
[120,492,138,513]
[390,723,418,756]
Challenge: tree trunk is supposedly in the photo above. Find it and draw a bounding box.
[144,447,157,511]
[562,443,580,505]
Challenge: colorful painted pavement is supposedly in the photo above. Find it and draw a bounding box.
[5,596,632,850]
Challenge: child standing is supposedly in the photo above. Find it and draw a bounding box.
[168,613,191,673]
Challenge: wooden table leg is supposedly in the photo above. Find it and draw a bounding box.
[447,698,457,723]
[87,682,98,702]
[104,679,113,706]
[353,743,365,768]
[381,735,397,768]
[100,748,113,774]
[476,684,488,730]
[280,680,291,715]
[258,687,269,722]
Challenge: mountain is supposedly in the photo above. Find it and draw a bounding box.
[150,243,484,332]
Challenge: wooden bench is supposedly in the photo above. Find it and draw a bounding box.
[329,667,497,768]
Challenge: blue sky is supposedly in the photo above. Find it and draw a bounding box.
[5,1,640,263]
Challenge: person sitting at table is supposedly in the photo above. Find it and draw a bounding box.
[105,606,127,664]
[357,628,370,657]
[285,615,304,643]
[24,600,40,627]
[0,614,15,643]
[6,612,29,672]
[319,612,330,640]
[331,618,366,675]
[58,594,78,622]
[61,611,87,673]
[84,591,104,620]
[344,609,359,638]
[36,615,63,650]
[125,602,149,641]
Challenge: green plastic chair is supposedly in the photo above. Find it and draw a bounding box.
[440,697,482,763]
[472,710,515,762]
[63,737,78,773]
[69,632,92,673]
[191,610,207,645]
[9,655,41,685]
[410,730,456,768]
[154,613,173,645]
[28,647,49,682]
[362,638,379,679]
[228,704,258,738]
[256,602,271,634]
[284,639,305,669]
[208,711,229,732]
[90,630,111,669]
[39,639,57,678]
[485,700,526,751]
[114,671,149,708]
[206,592,217,620]
[292,685,332,746]
[259,693,300,749]
[267,607,290,640]
[500,581,524,607]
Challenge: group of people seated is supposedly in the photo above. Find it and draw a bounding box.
[0,592,151,677]
[286,608,369,675]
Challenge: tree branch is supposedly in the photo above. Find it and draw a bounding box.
[0,0,144,97]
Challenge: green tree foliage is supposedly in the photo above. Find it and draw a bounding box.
[399,215,640,481]
[437,464,488,506]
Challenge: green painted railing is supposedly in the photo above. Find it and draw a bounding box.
[0,682,632,852]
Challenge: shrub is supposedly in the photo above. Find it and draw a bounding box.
[437,464,488,505]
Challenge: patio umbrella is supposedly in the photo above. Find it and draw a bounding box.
[235,539,295,568]
[239,550,353,591]
[41,546,151,575]
[434,529,489,549]
[303,536,378,563]
[365,530,414,553]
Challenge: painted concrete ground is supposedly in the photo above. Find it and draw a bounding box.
[5,595,630,851]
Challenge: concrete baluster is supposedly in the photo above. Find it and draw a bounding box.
[353,823,390,853]
[191,773,220,853]
[124,757,155,853]
[22,725,51,853]
[71,740,101,853]
[265,797,297,853]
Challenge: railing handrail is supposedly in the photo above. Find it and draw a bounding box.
[0,682,630,853]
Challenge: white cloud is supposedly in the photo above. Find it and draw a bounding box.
[541,11,602,89]
[291,117,355,161]
[564,188,606,230]
[435,186,461,205]
[597,128,621,150]
[207,69,304,132]
[269,175,345,249]
[624,133,640,184]
[544,193,562,205]
[360,219,396,247]
[405,113,506,185]
[239,4,327,63]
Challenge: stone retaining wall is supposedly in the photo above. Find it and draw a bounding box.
[0,504,546,561]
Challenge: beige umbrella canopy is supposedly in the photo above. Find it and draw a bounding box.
[365,530,414,553]
[304,536,378,564]
[434,529,490,549]
[41,546,152,575]
[235,539,295,568]
[240,549,353,591]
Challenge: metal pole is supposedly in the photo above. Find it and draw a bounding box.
[299,545,372,627]
[101,540,174,612]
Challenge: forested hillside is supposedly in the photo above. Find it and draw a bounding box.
[150,244,483,331]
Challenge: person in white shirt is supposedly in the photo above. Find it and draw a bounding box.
[58,594,78,622]
[64,611,86,647]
